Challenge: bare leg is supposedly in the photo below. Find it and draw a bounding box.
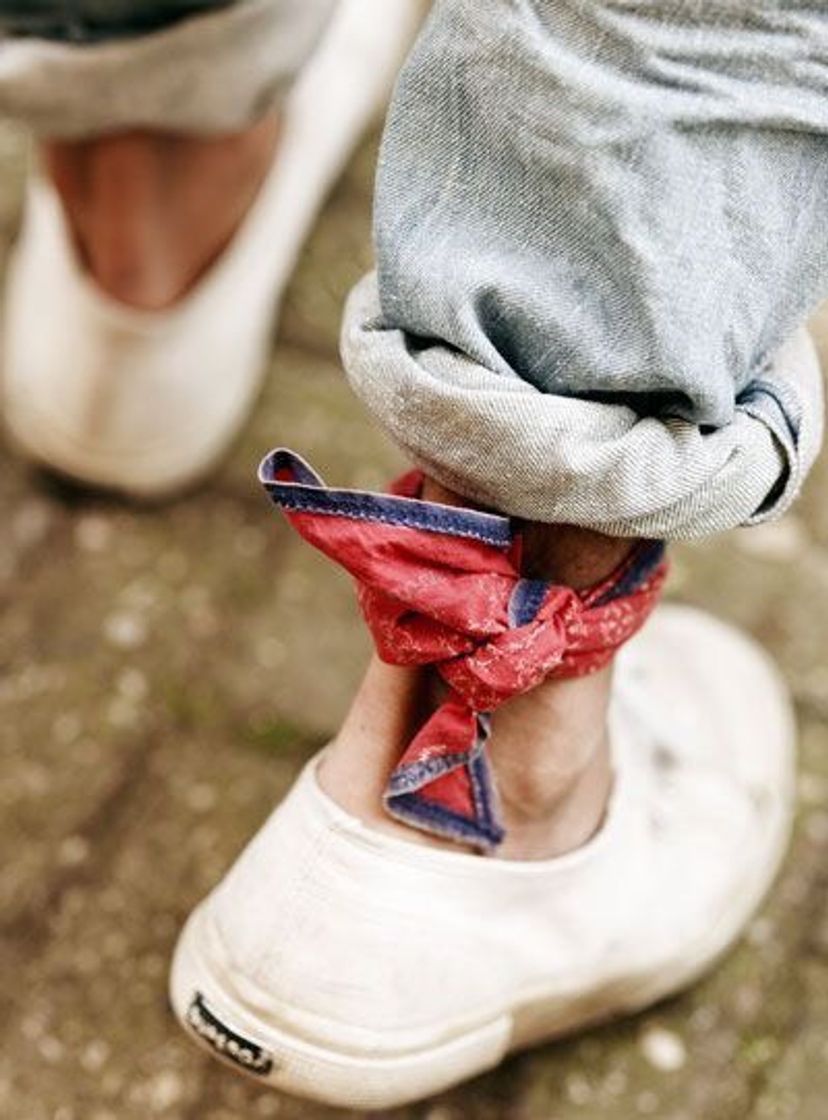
[40,112,280,310]
[320,477,636,861]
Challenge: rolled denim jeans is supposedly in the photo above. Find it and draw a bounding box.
[343,0,827,539]
[0,0,336,135]
[0,0,823,542]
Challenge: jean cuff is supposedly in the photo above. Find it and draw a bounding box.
[341,272,824,541]
[737,354,822,527]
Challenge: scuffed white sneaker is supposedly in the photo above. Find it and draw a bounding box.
[1,0,423,498]
[169,606,795,1109]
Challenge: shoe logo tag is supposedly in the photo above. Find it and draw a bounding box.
[186,992,273,1076]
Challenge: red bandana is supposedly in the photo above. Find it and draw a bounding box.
[261,450,668,851]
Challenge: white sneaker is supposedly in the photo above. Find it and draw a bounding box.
[169,605,795,1109]
[1,0,423,498]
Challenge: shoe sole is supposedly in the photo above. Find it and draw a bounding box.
[169,606,796,1109]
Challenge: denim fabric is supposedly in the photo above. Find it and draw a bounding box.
[342,0,827,538]
[0,1,235,42]
[0,0,335,136]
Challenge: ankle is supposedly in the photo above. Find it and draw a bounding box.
[318,482,638,862]
[320,659,481,855]
[321,657,616,861]
[40,113,280,310]
[493,726,610,822]
[486,664,614,858]
[495,726,613,859]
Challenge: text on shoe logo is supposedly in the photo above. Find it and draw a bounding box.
[186,992,273,1075]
